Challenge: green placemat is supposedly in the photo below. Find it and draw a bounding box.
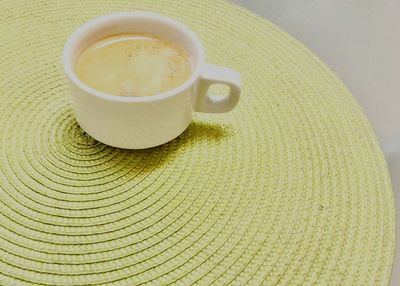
[0,0,395,285]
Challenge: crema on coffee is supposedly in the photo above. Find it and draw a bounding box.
[75,33,192,97]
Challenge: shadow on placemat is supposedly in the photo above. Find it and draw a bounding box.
[185,121,232,143]
[67,119,233,174]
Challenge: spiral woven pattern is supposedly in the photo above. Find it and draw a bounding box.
[0,0,395,285]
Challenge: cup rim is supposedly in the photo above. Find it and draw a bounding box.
[63,11,205,103]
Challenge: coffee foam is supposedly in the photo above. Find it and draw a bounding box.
[75,33,192,97]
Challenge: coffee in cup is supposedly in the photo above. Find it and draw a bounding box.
[75,33,192,97]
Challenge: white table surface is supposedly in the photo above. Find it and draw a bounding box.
[229,0,400,284]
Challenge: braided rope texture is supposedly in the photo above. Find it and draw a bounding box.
[0,0,395,285]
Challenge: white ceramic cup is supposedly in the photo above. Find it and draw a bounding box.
[63,12,241,149]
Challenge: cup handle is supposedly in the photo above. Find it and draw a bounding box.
[193,63,242,113]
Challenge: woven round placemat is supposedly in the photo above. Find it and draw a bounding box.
[0,0,395,285]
